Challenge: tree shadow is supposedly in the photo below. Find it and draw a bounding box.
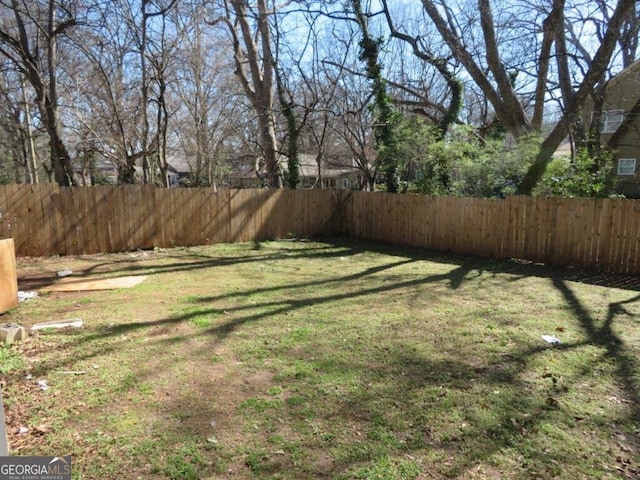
[552,279,640,417]
[10,239,640,478]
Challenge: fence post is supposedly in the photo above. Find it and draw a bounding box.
[0,385,7,455]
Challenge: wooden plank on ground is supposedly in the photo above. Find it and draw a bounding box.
[41,275,148,292]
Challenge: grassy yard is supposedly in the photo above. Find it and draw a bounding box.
[1,239,639,479]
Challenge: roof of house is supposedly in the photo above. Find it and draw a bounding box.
[607,60,640,90]
[281,153,356,179]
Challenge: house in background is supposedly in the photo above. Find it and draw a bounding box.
[224,153,264,188]
[225,152,360,189]
[167,159,192,186]
[584,60,640,197]
[76,156,193,187]
[283,154,359,189]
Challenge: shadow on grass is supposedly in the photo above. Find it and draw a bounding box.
[17,239,640,478]
[18,237,640,293]
[17,241,351,290]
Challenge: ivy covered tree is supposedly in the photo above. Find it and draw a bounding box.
[352,0,402,193]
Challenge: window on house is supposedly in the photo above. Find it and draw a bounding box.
[617,158,636,176]
[341,178,350,189]
[593,109,624,133]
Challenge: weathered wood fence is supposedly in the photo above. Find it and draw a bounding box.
[0,184,339,257]
[0,184,639,275]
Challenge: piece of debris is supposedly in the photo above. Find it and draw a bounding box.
[33,424,49,434]
[17,291,38,302]
[18,427,28,434]
[60,371,86,375]
[57,269,73,277]
[541,334,562,345]
[37,380,50,391]
[31,319,83,331]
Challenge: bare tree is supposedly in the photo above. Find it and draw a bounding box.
[171,1,237,189]
[72,0,146,184]
[138,0,178,186]
[0,0,78,185]
[0,65,42,183]
[377,0,637,194]
[213,0,282,188]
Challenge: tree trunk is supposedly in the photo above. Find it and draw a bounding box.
[46,0,76,186]
[516,0,637,194]
[223,0,282,188]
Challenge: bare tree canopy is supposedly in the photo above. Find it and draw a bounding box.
[0,0,635,194]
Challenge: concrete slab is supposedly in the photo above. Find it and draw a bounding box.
[31,319,83,331]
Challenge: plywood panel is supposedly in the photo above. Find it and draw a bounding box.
[41,275,147,292]
[0,238,18,313]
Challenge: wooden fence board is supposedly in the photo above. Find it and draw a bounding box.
[506,196,521,259]
[577,199,595,271]
[598,199,614,272]
[526,196,538,261]
[567,198,585,267]
[627,200,640,274]
[610,198,628,274]
[5,185,29,255]
[433,197,447,251]
[105,186,120,251]
[198,188,215,245]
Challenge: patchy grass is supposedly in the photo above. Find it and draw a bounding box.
[0,345,25,374]
[2,239,640,479]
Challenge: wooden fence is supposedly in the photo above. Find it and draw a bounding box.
[0,184,341,258]
[0,184,639,275]
[343,192,640,275]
